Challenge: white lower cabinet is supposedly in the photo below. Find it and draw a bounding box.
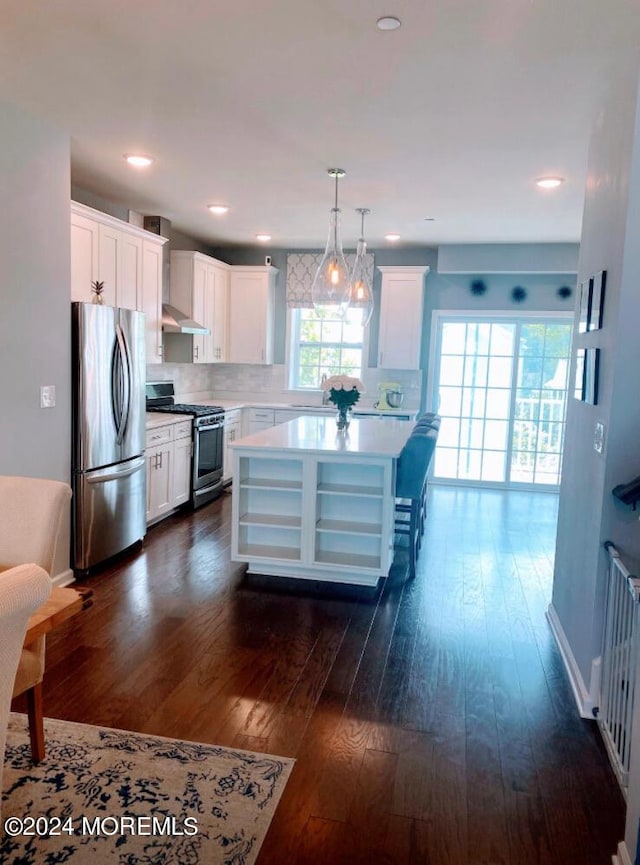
[248,407,275,434]
[223,409,242,484]
[146,419,193,524]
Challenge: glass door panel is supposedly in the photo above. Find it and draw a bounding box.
[432,316,572,489]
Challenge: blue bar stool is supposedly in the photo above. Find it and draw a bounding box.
[395,427,438,578]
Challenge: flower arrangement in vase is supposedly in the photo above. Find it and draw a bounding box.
[321,374,365,429]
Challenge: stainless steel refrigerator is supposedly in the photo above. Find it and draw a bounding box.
[72,302,146,570]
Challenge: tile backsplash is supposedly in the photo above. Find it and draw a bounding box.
[147,362,422,408]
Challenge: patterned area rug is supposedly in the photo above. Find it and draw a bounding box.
[1,714,294,864]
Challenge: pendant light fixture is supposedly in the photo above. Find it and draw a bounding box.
[311,168,351,318]
[350,208,374,327]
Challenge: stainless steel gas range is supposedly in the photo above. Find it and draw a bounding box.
[146,382,225,508]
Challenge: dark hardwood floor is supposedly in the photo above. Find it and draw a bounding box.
[37,485,624,863]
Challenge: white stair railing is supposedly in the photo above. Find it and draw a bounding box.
[599,541,640,790]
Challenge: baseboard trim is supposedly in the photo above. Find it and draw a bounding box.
[546,603,597,719]
[612,840,633,865]
[51,568,75,588]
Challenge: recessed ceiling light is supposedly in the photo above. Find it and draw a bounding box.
[385,233,401,242]
[256,233,271,242]
[536,176,564,189]
[208,204,229,215]
[124,154,154,168]
[377,16,401,30]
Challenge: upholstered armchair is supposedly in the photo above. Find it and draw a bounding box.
[0,563,51,810]
[0,476,72,761]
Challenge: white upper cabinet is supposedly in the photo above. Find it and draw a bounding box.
[142,239,164,364]
[70,210,99,300]
[165,251,230,364]
[228,266,278,364]
[208,264,229,363]
[70,202,166,360]
[377,266,429,370]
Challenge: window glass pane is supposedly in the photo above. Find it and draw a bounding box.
[487,356,512,387]
[510,453,534,483]
[489,324,515,356]
[512,420,538,453]
[544,324,572,357]
[520,323,545,356]
[463,355,488,387]
[299,367,319,387]
[458,449,481,480]
[543,358,568,390]
[466,388,486,418]
[321,321,342,343]
[466,324,491,355]
[342,348,362,369]
[441,322,467,354]
[300,320,321,342]
[434,448,459,478]
[485,388,510,419]
[342,322,364,343]
[300,346,320,366]
[459,418,484,449]
[439,355,464,386]
[540,422,564,454]
[518,354,543,389]
[484,419,508,451]
[481,450,505,482]
[438,418,460,447]
[438,386,462,416]
[515,389,539,421]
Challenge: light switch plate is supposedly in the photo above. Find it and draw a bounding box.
[594,420,605,454]
[40,385,56,408]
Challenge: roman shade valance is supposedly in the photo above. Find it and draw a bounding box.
[286,252,374,308]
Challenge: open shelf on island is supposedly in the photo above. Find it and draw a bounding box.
[240,513,302,529]
[315,518,383,537]
[238,542,301,561]
[239,477,303,492]
[314,549,381,570]
[316,482,383,498]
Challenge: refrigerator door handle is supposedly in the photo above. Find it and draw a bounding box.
[85,457,146,484]
[116,322,132,443]
[112,323,131,445]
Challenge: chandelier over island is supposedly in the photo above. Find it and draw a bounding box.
[311,168,352,319]
[350,207,374,327]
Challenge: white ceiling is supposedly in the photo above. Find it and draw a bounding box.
[1,0,639,249]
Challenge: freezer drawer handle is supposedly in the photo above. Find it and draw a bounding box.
[86,457,146,484]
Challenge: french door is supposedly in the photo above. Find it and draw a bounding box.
[429,313,573,489]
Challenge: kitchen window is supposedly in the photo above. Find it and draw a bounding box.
[288,307,367,390]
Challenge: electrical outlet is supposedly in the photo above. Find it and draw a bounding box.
[594,420,605,454]
[40,385,56,408]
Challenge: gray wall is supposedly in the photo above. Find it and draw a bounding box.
[551,54,640,796]
[0,102,71,574]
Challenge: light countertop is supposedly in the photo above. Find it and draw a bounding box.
[145,412,191,430]
[230,416,414,458]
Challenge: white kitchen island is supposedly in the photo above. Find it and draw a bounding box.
[230,416,413,586]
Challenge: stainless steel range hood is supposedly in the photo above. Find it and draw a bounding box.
[162,304,209,335]
[143,215,209,335]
